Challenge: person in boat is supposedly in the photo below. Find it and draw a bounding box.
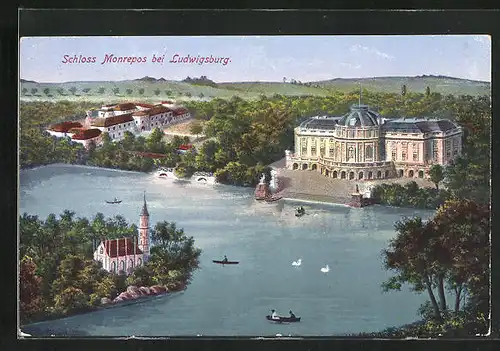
[271,309,279,320]
[222,255,228,263]
[289,310,296,318]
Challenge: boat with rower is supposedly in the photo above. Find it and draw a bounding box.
[212,260,239,265]
[105,198,122,204]
[266,315,301,323]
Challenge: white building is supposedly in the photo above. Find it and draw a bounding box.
[93,193,151,275]
[90,113,136,141]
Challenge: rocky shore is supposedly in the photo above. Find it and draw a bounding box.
[100,285,172,307]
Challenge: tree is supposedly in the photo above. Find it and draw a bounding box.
[401,84,407,96]
[431,199,490,318]
[148,221,201,288]
[98,87,105,95]
[53,287,88,314]
[138,88,145,95]
[126,88,133,95]
[112,87,120,95]
[382,216,447,321]
[165,90,172,96]
[22,87,28,95]
[31,88,38,95]
[426,86,431,98]
[429,164,444,190]
[69,87,77,95]
[19,256,42,322]
[199,92,205,99]
[126,265,154,287]
[189,122,203,138]
[154,88,161,96]
[82,88,91,94]
[43,88,50,96]
[283,77,287,83]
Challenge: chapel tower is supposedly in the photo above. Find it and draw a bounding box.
[138,191,150,261]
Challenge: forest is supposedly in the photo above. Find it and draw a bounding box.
[19,211,201,325]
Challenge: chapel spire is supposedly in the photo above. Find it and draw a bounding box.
[140,191,149,217]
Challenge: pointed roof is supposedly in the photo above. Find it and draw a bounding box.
[141,191,149,216]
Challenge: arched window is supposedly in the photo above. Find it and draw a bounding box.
[129,259,134,269]
[348,147,355,161]
[365,145,374,159]
[120,260,125,271]
[111,261,116,273]
[99,247,103,254]
[137,258,142,266]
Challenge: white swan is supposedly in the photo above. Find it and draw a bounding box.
[320,264,330,273]
[292,258,302,266]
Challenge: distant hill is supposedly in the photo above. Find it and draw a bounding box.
[20,75,490,102]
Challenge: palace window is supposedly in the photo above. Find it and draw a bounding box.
[401,142,408,161]
[402,151,407,160]
[413,148,419,161]
[433,140,439,161]
[100,247,103,254]
[301,139,307,154]
[391,149,397,161]
[348,146,355,161]
[445,140,451,158]
[311,140,317,156]
[327,147,332,157]
[453,138,459,155]
[365,145,374,159]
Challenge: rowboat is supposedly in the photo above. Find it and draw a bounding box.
[295,211,305,217]
[212,260,239,265]
[105,199,122,204]
[266,315,301,323]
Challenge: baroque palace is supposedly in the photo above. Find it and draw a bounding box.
[285,103,462,181]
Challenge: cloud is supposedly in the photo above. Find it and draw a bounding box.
[340,62,361,69]
[349,44,394,60]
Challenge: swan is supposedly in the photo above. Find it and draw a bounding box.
[320,264,330,273]
[292,258,302,266]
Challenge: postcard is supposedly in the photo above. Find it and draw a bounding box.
[18,34,491,338]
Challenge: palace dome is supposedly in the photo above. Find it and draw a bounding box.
[338,105,380,127]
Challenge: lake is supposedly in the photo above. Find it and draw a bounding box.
[19,164,434,336]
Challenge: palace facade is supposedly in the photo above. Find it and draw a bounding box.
[285,104,462,180]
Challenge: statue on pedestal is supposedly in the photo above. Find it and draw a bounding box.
[260,173,266,184]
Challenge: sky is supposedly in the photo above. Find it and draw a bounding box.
[20,35,491,83]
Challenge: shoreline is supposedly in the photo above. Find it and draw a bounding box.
[20,162,147,175]
[20,290,176,330]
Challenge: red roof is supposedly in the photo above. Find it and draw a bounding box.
[111,103,137,111]
[91,113,134,127]
[162,100,175,104]
[132,151,167,159]
[173,108,189,116]
[104,238,143,258]
[50,121,83,133]
[178,144,193,150]
[72,128,102,140]
[135,103,155,108]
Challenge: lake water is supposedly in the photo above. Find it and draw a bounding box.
[20,164,433,337]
